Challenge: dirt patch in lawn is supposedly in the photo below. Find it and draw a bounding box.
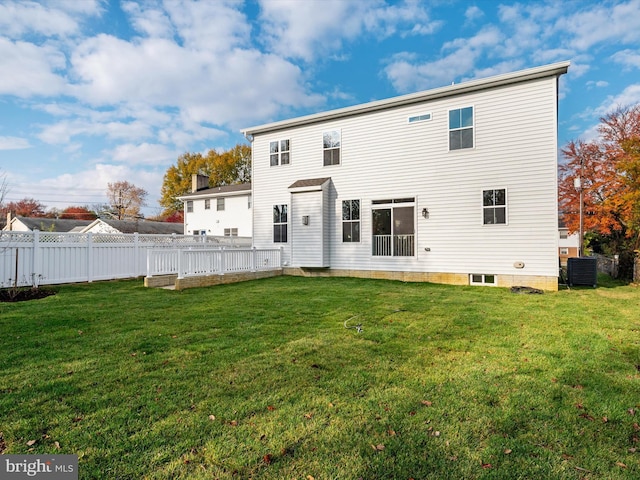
[0,287,56,302]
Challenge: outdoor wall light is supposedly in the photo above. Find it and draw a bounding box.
[302,215,309,225]
[422,208,429,219]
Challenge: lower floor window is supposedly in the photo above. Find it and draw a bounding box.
[273,204,288,243]
[224,228,238,237]
[372,198,415,256]
[470,274,497,286]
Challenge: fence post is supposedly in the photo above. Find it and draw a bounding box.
[32,230,40,287]
[87,232,93,282]
[147,249,152,278]
[280,246,284,267]
[220,247,226,275]
[177,249,183,279]
[133,233,139,277]
[252,246,256,272]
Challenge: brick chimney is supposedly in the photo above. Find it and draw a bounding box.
[191,174,209,193]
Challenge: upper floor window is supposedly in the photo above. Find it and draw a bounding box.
[323,130,341,166]
[204,199,210,210]
[270,139,290,166]
[273,204,288,243]
[408,113,432,123]
[449,106,474,150]
[342,200,360,242]
[217,198,225,211]
[483,189,506,225]
[186,201,193,213]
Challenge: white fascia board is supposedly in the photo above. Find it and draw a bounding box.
[242,61,570,137]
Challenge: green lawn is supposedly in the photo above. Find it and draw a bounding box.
[1,276,639,479]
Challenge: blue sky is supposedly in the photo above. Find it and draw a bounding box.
[1,0,639,216]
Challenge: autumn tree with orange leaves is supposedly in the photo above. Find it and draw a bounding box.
[559,105,640,258]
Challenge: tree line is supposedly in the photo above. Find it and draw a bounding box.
[0,144,250,228]
[559,104,640,278]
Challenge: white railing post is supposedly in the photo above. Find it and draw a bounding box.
[280,246,284,267]
[87,233,93,283]
[220,247,225,274]
[177,248,184,279]
[147,249,153,278]
[252,246,256,272]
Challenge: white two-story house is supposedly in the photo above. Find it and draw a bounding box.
[178,175,252,238]
[242,61,570,290]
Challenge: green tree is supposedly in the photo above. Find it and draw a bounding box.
[159,144,251,215]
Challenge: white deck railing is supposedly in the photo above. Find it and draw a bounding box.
[372,234,415,256]
[146,247,282,278]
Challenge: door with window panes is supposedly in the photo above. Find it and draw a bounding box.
[372,198,415,256]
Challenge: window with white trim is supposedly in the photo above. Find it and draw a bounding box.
[323,130,341,166]
[186,201,193,213]
[224,228,238,237]
[217,198,225,211]
[204,199,210,210]
[449,106,474,150]
[483,189,506,225]
[560,248,569,255]
[342,200,360,242]
[270,139,290,166]
[470,274,497,286]
[273,204,288,243]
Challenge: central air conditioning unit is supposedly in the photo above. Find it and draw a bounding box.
[567,257,597,287]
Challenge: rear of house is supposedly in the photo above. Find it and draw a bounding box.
[243,62,570,291]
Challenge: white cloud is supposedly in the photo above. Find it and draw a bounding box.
[0,1,82,38]
[596,84,640,114]
[37,119,154,145]
[385,26,503,92]
[108,142,178,166]
[556,0,640,51]
[611,49,640,69]
[0,38,67,97]
[465,5,484,23]
[0,136,31,150]
[258,0,438,61]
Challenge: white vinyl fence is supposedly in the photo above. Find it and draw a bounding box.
[147,247,282,278]
[0,231,252,287]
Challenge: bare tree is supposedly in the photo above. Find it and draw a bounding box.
[106,181,148,220]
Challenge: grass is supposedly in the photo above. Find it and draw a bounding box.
[1,275,639,479]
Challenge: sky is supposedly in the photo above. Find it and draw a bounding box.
[1,0,640,217]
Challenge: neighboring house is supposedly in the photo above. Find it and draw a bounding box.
[242,61,570,291]
[3,214,183,235]
[3,215,92,232]
[178,175,252,237]
[559,222,580,266]
[80,218,183,235]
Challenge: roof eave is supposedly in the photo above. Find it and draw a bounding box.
[241,61,570,137]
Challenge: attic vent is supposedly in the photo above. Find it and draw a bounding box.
[408,113,432,124]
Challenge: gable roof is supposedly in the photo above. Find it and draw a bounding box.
[11,216,93,232]
[242,61,570,137]
[178,183,251,200]
[86,219,184,235]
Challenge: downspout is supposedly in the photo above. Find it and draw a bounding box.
[242,131,255,249]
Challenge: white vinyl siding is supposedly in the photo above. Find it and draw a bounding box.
[250,74,560,279]
[183,193,252,237]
